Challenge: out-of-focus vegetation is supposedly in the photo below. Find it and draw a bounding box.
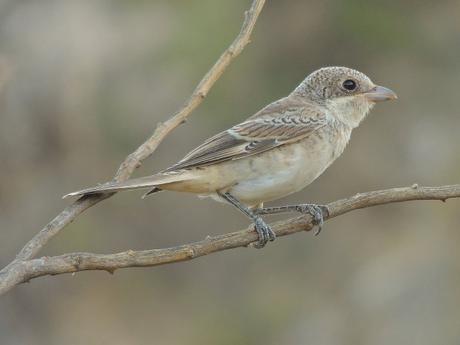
[1,1,460,344]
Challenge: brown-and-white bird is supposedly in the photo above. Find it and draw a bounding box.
[65,66,397,248]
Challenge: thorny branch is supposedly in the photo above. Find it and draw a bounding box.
[0,0,266,295]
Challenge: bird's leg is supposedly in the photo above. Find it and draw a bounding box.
[218,192,276,248]
[255,204,328,236]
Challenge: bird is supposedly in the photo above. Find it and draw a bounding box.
[65,66,397,248]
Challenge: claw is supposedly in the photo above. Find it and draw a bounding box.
[218,192,277,248]
[295,204,325,235]
[252,217,276,248]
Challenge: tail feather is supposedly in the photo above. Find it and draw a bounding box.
[63,172,189,199]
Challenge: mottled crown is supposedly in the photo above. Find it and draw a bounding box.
[293,66,375,102]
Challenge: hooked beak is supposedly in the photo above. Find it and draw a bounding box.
[364,85,398,102]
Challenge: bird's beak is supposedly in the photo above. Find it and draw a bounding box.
[364,85,398,102]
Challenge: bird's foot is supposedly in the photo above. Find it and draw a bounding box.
[251,217,276,249]
[294,204,327,235]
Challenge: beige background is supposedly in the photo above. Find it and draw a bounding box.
[1,0,460,344]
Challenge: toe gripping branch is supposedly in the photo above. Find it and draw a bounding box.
[218,192,276,248]
[218,192,329,248]
[255,203,329,236]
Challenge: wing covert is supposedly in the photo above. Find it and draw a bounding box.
[165,104,327,171]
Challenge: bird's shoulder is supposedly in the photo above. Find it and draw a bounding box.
[247,95,327,122]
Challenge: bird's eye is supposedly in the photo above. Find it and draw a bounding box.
[342,79,357,91]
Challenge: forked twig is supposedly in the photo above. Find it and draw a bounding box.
[0,0,266,296]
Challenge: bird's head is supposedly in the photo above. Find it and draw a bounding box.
[294,66,397,128]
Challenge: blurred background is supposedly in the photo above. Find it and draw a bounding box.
[1,0,460,344]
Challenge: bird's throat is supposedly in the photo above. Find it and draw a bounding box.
[327,96,374,128]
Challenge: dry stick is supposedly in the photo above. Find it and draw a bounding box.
[1,184,459,293]
[2,0,265,264]
[0,0,265,294]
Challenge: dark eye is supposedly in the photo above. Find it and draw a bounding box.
[342,79,357,91]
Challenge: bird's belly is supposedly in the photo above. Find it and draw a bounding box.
[227,140,337,205]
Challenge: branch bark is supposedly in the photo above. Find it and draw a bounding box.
[1,184,459,295]
[0,0,266,295]
[1,0,457,298]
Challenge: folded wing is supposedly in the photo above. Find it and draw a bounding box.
[166,104,327,172]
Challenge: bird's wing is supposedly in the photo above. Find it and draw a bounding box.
[165,103,328,172]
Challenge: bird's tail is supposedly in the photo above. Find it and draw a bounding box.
[63,171,191,199]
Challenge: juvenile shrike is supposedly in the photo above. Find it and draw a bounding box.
[66,66,397,248]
